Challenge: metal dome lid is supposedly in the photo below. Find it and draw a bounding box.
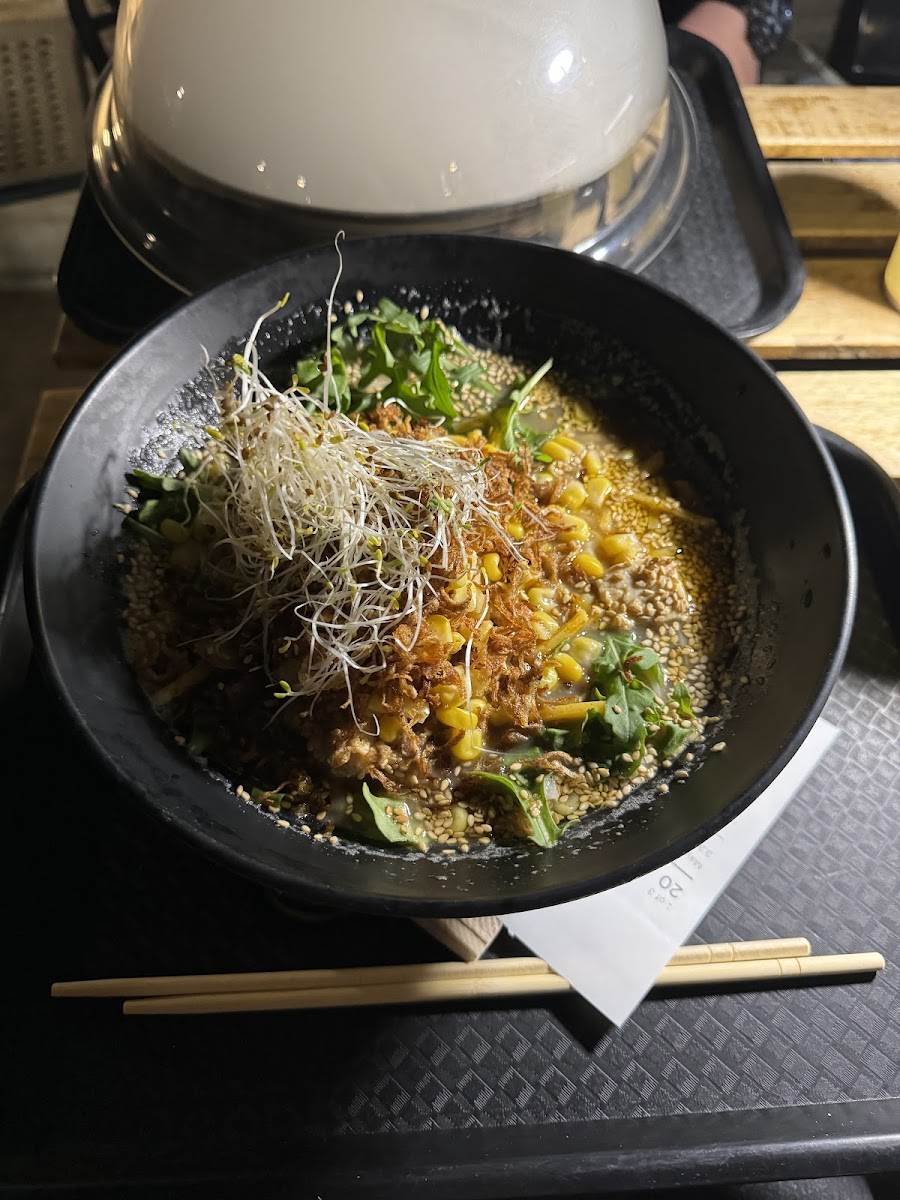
[90,0,696,292]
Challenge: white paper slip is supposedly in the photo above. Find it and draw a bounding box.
[504,717,840,1026]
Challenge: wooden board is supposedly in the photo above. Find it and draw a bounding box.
[749,258,900,361]
[744,86,900,160]
[769,161,900,254]
[15,388,78,492]
[778,371,900,480]
[21,371,900,492]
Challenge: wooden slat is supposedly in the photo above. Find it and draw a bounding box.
[770,162,900,254]
[21,367,900,493]
[750,258,900,361]
[779,371,900,480]
[53,314,115,372]
[15,388,80,491]
[744,86,900,160]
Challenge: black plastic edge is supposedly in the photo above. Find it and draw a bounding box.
[5,1098,900,1196]
[667,28,806,340]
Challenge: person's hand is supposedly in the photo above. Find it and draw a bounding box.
[678,1,761,86]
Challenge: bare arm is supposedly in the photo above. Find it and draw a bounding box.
[678,0,761,85]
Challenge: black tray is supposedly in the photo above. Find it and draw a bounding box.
[56,30,803,347]
[1,431,898,1197]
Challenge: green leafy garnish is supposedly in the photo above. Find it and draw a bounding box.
[551,633,697,775]
[293,298,494,423]
[671,680,695,718]
[487,357,554,464]
[178,448,203,472]
[591,632,665,691]
[250,787,286,808]
[469,770,560,847]
[656,722,693,761]
[361,782,428,851]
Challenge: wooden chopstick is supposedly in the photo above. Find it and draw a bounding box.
[51,938,811,1000]
[671,937,811,965]
[52,956,553,999]
[121,952,884,1016]
[655,953,885,989]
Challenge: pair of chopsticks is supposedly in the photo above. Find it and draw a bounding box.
[51,938,884,1016]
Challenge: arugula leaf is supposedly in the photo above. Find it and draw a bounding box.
[421,339,456,418]
[126,468,166,492]
[178,448,203,472]
[603,676,638,745]
[591,633,664,690]
[375,297,403,322]
[656,722,693,760]
[554,633,698,778]
[290,299,496,424]
[361,782,428,851]
[491,357,553,462]
[293,358,323,386]
[671,680,695,718]
[469,770,560,847]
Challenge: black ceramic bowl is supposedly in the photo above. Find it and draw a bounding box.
[26,236,855,915]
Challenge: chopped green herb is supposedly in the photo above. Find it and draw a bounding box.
[490,357,554,464]
[671,680,695,718]
[655,722,694,761]
[469,770,560,847]
[292,297,493,423]
[361,782,428,851]
[550,633,697,775]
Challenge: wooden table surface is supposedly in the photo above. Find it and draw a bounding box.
[23,86,900,490]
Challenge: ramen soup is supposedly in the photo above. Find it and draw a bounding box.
[120,296,740,853]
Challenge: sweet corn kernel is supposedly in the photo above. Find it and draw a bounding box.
[469,698,487,715]
[570,635,599,664]
[475,619,494,645]
[582,449,603,476]
[448,574,472,600]
[535,471,554,484]
[599,533,643,564]
[554,435,585,455]
[482,552,502,582]
[378,715,403,743]
[560,480,587,512]
[451,729,483,762]
[426,615,453,644]
[433,684,462,707]
[449,632,466,653]
[541,665,560,690]
[470,668,489,696]
[558,515,591,544]
[160,518,191,544]
[573,551,606,578]
[541,439,574,462]
[402,699,430,724]
[507,519,525,539]
[531,613,559,640]
[437,706,479,731]
[468,585,486,614]
[585,476,613,510]
[527,586,557,613]
[553,653,584,684]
